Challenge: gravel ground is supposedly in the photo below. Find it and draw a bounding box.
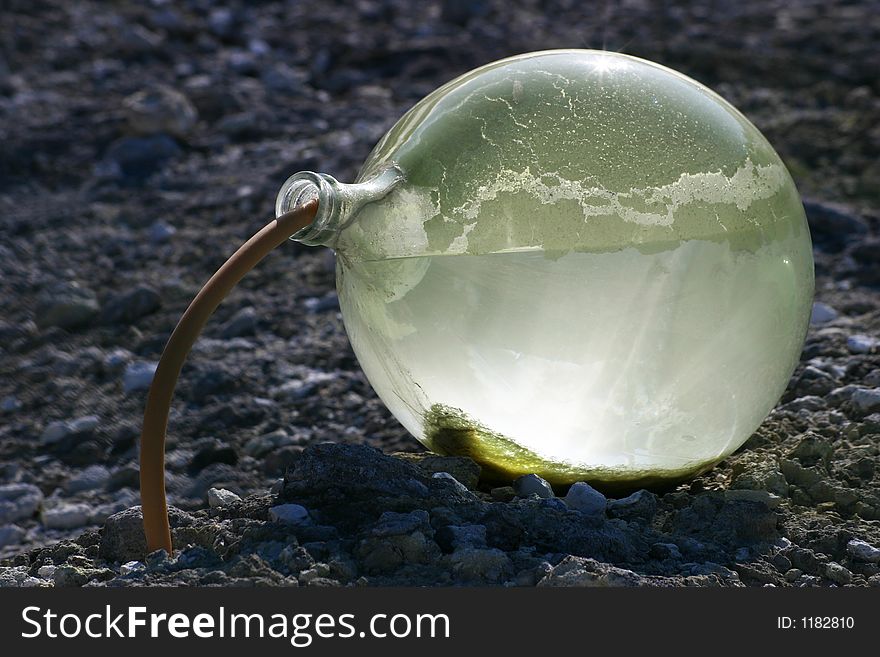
[1,0,879,587]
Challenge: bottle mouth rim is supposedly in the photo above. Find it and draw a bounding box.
[275,171,338,246]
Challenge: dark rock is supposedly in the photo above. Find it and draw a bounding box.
[282,443,431,501]
[220,306,258,338]
[100,506,195,562]
[393,452,481,489]
[100,286,161,324]
[123,85,197,138]
[35,282,100,330]
[803,199,867,251]
[102,134,181,179]
[608,490,658,521]
[188,444,239,473]
[513,474,554,499]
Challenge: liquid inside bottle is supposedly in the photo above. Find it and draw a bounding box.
[338,225,812,486]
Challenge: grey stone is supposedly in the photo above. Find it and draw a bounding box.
[723,489,783,509]
[103,134,181,178]
[69,415,100,434]
[564,481,607,516]
[824,562,852,585]
[608,489,658,520]
[846,539,880,563]
[1,395,21,412]
[490,486,516,502]
[852,388,880,413]
[435,524,487,551]
[103,348,133,374]
[651,542,683,560]
[41,503,92,529]
[431,471,471,495]
[537,556,645,587]
[123,360,158,393]
[120,561,146,575]
[394,453,482,489]
[220,306,258,338]
[810,302,838,325]
[847,334,878,354]
[446,548,512,583]
[0,524,25,548]
[65,465,111,493]
[123,85,197,138]
[101,285,161,324]
[207,487,241,508]
[100,506,194,563]
[513,474,554,499]
[269,504,311,525]
[244,429,296,457]
[41,420,71,445]
[149,221,176,243]
[0,483,43,524]
[35,282,99,330]
[37,565,56,579]
[358,530,440,573]
[283,443,431,500]
[0,566,44,588]
[371,510,430,538]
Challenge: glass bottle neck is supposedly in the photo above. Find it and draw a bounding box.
[275,165,404,249]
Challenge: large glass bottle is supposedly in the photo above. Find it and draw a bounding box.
[276,50,814,489]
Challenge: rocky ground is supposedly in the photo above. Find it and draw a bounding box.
[1,0,880,587]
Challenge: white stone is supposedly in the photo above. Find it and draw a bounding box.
[120,561,146,575]
[847,539,880,563]
[269,504,310,525]
[41,503,92,529]
[37,565,57,579]
[207,487,241,508]
[123,361,158,393]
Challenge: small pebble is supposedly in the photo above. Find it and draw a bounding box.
[564,481,607,516]
[41,503,92,529]
[852,388,880,413]
[65,465,111,493]
[37,565,57,579]
[120,560,146,575]
[513,474,554,499]
[123,361,158,393]
[207,487,241,508]
[149,221,176,243]
[847,334,878,354]
[1,396,22,413]
[0,524,26,548]
[432,471,470,495]
[824,561,852,585]
[810,302,838,325]
[269,504,311,525]
[846,538,880,563]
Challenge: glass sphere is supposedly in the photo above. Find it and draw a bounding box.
[313,50,813,488]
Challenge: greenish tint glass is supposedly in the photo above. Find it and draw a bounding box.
[277,50,814,488]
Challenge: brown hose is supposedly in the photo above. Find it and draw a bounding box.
[140,200,318,554]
